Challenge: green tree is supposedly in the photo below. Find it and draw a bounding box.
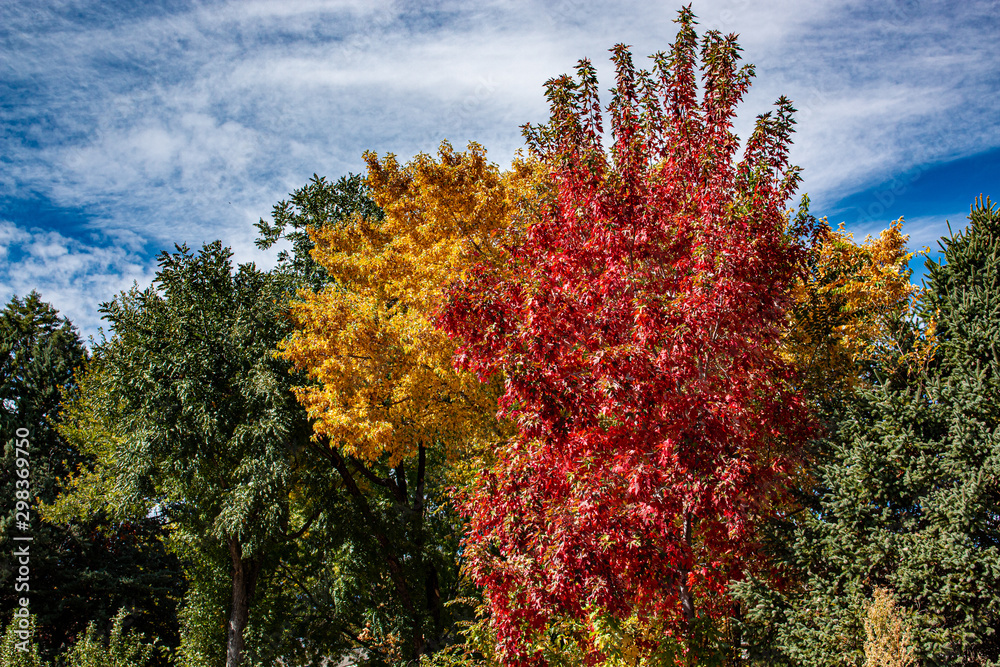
[52,244,313,667]
[256,172,383,290]
[736,198,1000,666]
[1,293,183,661]
[257,171,487,664]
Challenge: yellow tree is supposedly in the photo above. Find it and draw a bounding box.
[786,213,926,395]
[279,141,543,658]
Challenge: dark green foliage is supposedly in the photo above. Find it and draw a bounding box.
[91,242,307,554]
[0,293,183,662]
[922,196,1000,399]
[62,243,315,666]
[243,444,478,666]
[736,198,1000,666]
[0,292,86,433]
[255,173,383,290]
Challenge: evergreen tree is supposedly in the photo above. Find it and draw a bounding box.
[0,293,184,663]
[736,197,1000,666]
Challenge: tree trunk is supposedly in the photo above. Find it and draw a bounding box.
[413,444,443,652]
[729,601,744,666]
[679,510,696,632]
[426,562,442,635]
[226,540,261,667]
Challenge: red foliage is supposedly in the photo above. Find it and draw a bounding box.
[437,9,814,664]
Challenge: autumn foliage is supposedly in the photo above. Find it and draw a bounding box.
[279,142,539,466]
[18,4,999,666]
[786,215,925,394]
[274,144,546,657]
[436,11,814,663]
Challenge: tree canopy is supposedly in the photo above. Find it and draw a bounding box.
[736,197,1000,667]
[12,8,998,667]
[437,10,814,663]
[272,143,543,661]
[2,292,184,662]
[51,243,312,667]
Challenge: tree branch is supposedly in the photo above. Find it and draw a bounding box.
[280,506,322,542]
[328,447,416,616]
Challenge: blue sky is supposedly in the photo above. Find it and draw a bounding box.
[2,0,998,339]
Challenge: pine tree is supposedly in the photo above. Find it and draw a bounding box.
[736,197,1000,666]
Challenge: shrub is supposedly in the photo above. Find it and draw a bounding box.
[864,588,917,667]
[60,609,154,667]
[0,613,47,667]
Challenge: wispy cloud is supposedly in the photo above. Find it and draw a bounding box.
[1,0,997,338]
[0,220,157,339]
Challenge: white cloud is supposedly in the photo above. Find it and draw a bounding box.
[894,212,971,255]
[1,0,997,333]
[0,220,157,341]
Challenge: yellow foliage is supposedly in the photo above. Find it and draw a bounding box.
[279,141,543,466]
[43,361,140,524]
[589,610,683,667]
[864,588,918,667]
[786,218,926,392]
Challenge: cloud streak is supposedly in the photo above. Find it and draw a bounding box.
[0,220,157,341]
[1,0,997,337]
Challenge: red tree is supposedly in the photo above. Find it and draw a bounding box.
[438,9,814,664]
